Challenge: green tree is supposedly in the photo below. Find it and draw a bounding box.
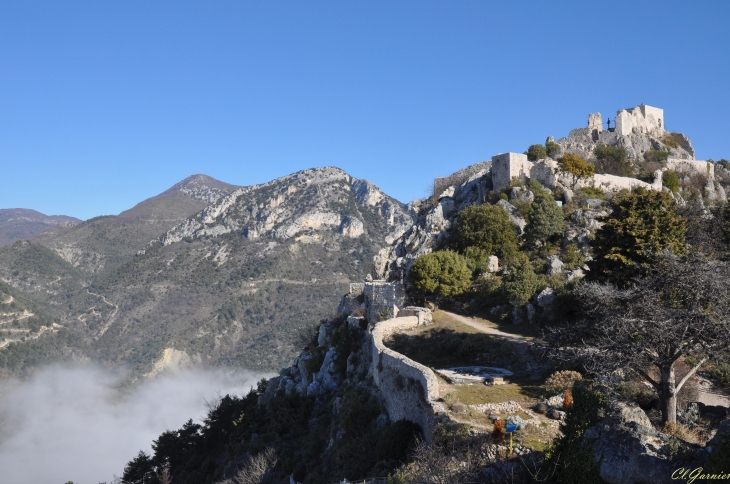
[662,170,679,193]
[587,188,686,287]
[526,144,547,161]
[501,252,538,305]
[593,143,631,177]
[526,189,564,246]
[451,204,518,258]
[122,451,156,484]
[558,153,595,189]
[408,251,472,302]
[545,139,561,158]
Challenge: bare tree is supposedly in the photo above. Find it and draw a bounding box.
[217,447,278,484]
[551,253,730,423]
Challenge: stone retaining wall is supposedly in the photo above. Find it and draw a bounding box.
[368,315,443,441]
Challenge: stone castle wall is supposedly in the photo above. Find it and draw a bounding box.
[433,162,491,198]
[616,104,665,136]
[666,158,714,180]
[368,315,442,441]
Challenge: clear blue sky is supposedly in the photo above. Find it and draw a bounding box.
[1,1,728,220]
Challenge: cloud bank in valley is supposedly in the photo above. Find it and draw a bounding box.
[0,365,269,484]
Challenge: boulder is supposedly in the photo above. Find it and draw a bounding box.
[584,401,680,484]
[497,200,527,235]
[536,288,556,308]
[566,268,585,282]
[546,256,563,276]
[487,255,499,273]
[506,415,527,430]
[547,408,565,420]
[438,186,455,199]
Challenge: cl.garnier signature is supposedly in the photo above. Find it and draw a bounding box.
[673,467,730,483]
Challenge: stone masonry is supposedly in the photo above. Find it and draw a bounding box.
[491,152,531,192]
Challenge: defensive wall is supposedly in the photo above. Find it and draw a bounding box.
[368,314,443,442]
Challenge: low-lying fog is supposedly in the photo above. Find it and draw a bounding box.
[0,365,269,484]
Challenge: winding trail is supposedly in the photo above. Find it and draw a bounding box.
[439,310,535,346]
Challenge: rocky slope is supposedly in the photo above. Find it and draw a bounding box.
[32,174,240,274]
[0,209,80,248]
[0,168,413,376]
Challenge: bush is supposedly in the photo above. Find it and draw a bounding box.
[545,370,583,394]
[408,251,472,301]
[643,149,670,164]
[546,140,561,158]
[527,144,547,161]
[709,362,730,388]
[663,170,680,193]
[558,153,595,189]
[594,143,632,177]
[541,382,607,483]
[451,204,518,258]
[501,252,538,306]
[562,244,585,270]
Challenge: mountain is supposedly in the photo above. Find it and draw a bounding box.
[0,209,80,248]
[0,168,413,376]
[31,174,241,274]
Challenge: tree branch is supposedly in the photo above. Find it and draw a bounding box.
[675,356,709,394]
[635,367,660,389]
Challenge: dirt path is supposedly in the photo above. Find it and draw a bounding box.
[440,310,534,346]
[697,376,730,407]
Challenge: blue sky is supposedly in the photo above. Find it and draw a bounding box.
[1,1,728,220]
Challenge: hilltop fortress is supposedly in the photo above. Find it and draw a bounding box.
[487,103,713,194]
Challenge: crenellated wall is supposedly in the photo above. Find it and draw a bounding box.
[368,315,444,441]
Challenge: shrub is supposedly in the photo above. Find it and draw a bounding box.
[545,370,583,394]
[563,389,574,408]
[562,244,585,270]
[546,140,561,158]
[558,153,595,189]
[541,382,607,483]
[663,170,680,193]
[709,362,730,388]
[501,252,538,306]
[451,204,518,258]
[643,149,670,164]
[662,421,688,440]
[527,144,547,161]
[492,419,505,443]
[408,251,472,301]
[663,135,679,149]
[594,143,632,177]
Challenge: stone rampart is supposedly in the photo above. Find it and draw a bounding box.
[433,162,491,198]
[369,315,442,441]
[666,158,713,180]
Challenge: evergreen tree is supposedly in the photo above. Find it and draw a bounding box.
[451,204,518,258]
[526,144,547,161]
[408,250,472,302]
[587,188,686,287]
[526,189,564,246]
[501,252,538,305]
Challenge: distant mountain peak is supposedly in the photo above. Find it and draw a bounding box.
[162,174,241,205]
